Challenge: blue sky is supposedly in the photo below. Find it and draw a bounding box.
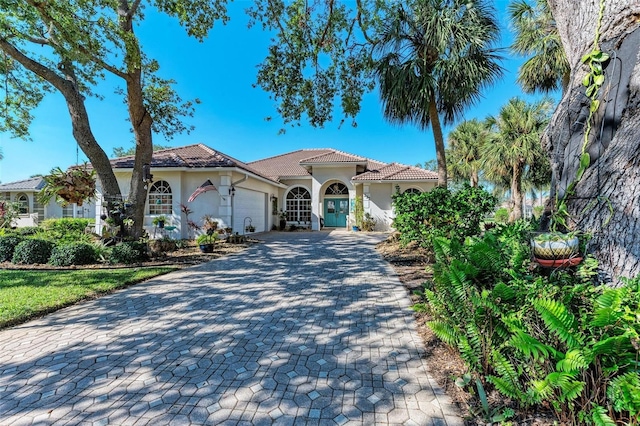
[0,0,547,184]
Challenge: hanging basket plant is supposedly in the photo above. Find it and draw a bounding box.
[531,232,583,268]
[38,165,97,207]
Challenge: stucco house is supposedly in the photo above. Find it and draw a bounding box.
[2,144,438,236]
[0,176,96,227]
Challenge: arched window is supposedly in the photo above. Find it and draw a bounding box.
[149,180,173,215]
[16,193,28,214]
[324,182,349,196]
[286,187,311,222]
[403,188,422,195]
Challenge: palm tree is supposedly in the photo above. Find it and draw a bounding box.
[509,0,570,94]
[483,97,552,221]
[446,119,490,187]
[374,0,504,187]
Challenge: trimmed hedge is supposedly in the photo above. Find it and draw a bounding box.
[49,243,98,266]
[0,235,24,262]
[109,241,149,264]
[12,239,54,264]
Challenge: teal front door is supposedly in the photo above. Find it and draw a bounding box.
[324,198,348,227]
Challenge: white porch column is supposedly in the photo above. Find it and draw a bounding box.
[311,178,321,231]
[218,172,232,230]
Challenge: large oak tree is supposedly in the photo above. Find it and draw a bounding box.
[545,0,640,282]
[1,0,225,237]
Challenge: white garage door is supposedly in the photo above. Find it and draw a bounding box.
[234,188,267,233]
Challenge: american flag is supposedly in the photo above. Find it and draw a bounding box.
[188,179,217,202]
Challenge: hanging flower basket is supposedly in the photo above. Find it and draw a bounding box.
[531,232,582,268]
[38,165,96,207]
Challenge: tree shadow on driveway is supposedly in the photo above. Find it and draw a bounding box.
[0,231,461,425]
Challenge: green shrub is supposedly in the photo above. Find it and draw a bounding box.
[11,239,54,264]
[0,235,24,262]
[17,226,40,236]
[41,218,90,234]
[40,218,92,245]
[417,221,640,425]
[392,184,497,251]
[49,242,98,266]
[109,241,149,264]
[494,207,509,223]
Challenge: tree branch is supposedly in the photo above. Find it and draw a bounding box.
[0,37,67,92]
[355,0,375,44]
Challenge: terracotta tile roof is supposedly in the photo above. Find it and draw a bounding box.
[110,144,279,184]
[300,150,368,164]
[248,149,334,179]
[0,177,46,191]
[352,163,438,181]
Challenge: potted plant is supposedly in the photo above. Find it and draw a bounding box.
[152,215,167,229]
[245,225,255,233]
[278,210,287,231]
[197,231,219,253]
[531,231,582,268]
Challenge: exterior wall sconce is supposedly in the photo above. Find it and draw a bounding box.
[229,186,236,197]
[395,184,400,193]
[270,194,276,202]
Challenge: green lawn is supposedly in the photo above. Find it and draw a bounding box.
[0,267,176,328]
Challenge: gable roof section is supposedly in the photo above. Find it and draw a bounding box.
[109,144,280,184]
[352,163,438,182]
[299,150,368,164]
[248,149,334,179]
[0,176,46,191]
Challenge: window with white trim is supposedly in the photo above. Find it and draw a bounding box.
[16,193,28,214]
[403,188,422,195]
[324,182,349,195]
[149,180,173,215]
[286,187,311,222]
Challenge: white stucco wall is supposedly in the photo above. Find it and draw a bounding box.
[108,169,280,239]
[366,183,394,231]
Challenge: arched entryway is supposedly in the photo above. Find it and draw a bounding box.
[323,182,349,228]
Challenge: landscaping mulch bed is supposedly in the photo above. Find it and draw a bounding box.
[0,238,258,270]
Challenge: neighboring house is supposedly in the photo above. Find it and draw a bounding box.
[0,177,96,227]
[2,144,438,237]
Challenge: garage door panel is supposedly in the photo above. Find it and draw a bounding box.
[234,188,266,233]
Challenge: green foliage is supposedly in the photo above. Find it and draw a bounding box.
[39,218,93,245]
[494,207,509,223]
[49,243,98,266]
[392,184,497,251]
[42,218,90,234]
[11,239,54,264]
[0,201,20,229]
[416,221,640,425]
[112,144,171,158]
[0,235,24,262]
[108,241,149,264]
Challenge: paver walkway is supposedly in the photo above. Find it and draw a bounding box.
[0,231,462,425]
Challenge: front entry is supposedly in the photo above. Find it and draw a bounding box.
[324,198,348,227]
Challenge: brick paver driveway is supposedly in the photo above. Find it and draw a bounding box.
[0,231,462,425]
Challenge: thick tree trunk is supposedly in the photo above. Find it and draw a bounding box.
[470,171,478,188]
[545,0,640,283]
[428,98,448,188]
[0,39,122,211]
[118,0,153,239]
[509,163,524,222]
